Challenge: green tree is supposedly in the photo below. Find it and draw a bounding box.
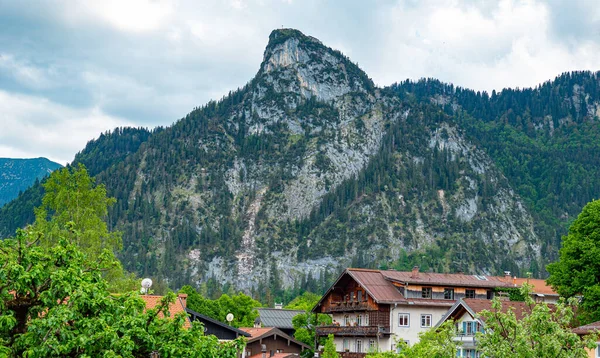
[285,292,321,311]
[31,164,136,292]
[33,164,121,252]
[0,226,245,357]
[547,199,600,323]
[321,334,339,358]
[476,286,597,357]
[179,285,261,328]
[292,312,332,355]
[366,321,458,358]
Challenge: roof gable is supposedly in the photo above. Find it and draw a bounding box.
[185,308,251,337]
[239,327,310,349]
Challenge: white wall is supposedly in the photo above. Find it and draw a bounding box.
[389,305,449,348]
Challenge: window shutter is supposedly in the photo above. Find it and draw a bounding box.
[462,322,466,334]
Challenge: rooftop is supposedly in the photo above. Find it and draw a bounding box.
[256,308,304,329]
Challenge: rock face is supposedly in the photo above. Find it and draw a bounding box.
[11,29,597,293]
[0,158,62,207]
[91,29,543,290]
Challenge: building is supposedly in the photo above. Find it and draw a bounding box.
[256,308,305,336]
[240,327,310,358]
[186,308,251,340]
[435,298,536,357]
[312,267,556,356]
[573,320,600,358]
[140,293,191,328]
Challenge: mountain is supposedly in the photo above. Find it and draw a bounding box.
[2,29,600,298]
[0,158,62,207]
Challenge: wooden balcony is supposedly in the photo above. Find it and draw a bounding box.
[339,353,367,358]
[323,301,370,312]
[316,325,391,337]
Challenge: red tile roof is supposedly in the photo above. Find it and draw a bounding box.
[140,294,191,328]
[461,299,536,321]
[347,269,405,303]
[382,270,513,288]
[573,320,600,335]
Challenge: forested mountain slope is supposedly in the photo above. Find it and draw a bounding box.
[2,29,599,295]
[0,158,62,207]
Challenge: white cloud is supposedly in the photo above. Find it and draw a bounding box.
[0,90,132,165]
[66,0,176,33]
[0,54,55,90]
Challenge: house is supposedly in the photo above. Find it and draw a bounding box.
[255,308,305,336]
[239,327,310,358]
[186,308,251,340]
[140,294,191,328]
[573,320,600,358]
[435,298,536,357]
[312,267,556,356]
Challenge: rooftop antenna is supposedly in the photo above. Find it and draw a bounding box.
[141,278,153,294]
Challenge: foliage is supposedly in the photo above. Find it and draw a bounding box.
[179,285,261,328]
[30,164,137,292]
[321,334,339,358]
[0,227,245,357]
[366,321,458,358]
[285,292,322,312]
[547,199,600,323]
[292,311,332,354]
[33,164,121,253]
[476,285,597,357]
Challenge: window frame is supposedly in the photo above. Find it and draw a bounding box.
[444,288,454,300]
[420,314,432,328]
[422,287,433,299]
[465,289,476,299]
[356,339,363,353]
[398,313,410,327]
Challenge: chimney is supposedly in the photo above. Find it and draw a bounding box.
[504,271,511,279]
[274,302,283,309]
[261,344,267,358]
[178,293,188,308]
[411,266,419,278]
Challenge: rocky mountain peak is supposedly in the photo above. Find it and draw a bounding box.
[257,28,374,102]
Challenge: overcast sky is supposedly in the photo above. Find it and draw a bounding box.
[1,0,600,165]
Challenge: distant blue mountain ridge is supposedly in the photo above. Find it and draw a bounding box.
[0,158,62,207]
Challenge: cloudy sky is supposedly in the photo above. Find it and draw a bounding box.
[1,0,600,164]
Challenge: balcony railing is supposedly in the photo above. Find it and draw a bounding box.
[316,325,391,337]
[324,301,370,312]
[339,353,367,358]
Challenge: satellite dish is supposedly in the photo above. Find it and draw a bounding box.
[140,278,153,294]
[226,313,234,323]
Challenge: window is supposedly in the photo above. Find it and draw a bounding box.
[487,290,494,299]
[350,292,355,302]
[343,339,349,351]
[357,315,362,326]
[596,343,600,358]
[420,314,432,327]
[369,340,376,351]
[356,340,363,353]
[344,315,349,326]
[364,313,369,326]
[422,287,432,299]
[462,321,482,336]
[398,313,410,327]
[465,289,476,299]
[444,288,454,300]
